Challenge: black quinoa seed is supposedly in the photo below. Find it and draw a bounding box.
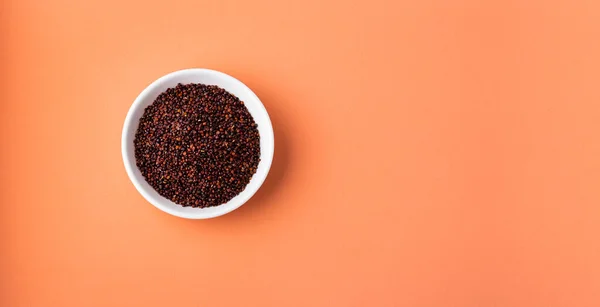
[134,83,261,208]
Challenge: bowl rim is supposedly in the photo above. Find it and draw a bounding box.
[121,68,274,219]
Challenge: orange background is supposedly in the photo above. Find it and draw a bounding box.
[2,0,600,306]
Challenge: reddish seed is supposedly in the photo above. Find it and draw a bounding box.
[134,83,260,208]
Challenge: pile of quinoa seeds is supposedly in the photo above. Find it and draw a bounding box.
[134,83,261,208]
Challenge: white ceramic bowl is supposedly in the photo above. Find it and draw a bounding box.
[122,69,274,219]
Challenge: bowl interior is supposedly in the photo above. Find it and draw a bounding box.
[122,69,274,219]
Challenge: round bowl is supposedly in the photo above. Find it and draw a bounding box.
[121,69,274,219]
